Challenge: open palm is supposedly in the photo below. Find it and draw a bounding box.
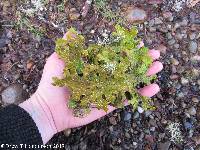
[35,46,163,132]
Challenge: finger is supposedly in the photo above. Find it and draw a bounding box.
[147,61,163,76]
[138,83,160,97]
[41,52,65,85]
[138,41,160,60]
[47,52,64,66]
[89,105,116,119]
[148,49,160,60]
[72,105,116,127]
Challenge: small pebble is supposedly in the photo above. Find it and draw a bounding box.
[163,11,173,21]
[133,112,140,119]
[0,38,9,48]
[191,55,200,62]
[171,58,179,65]
[157,44,167,54]
[124,112,132,121]
[125,132,131,139]
[192,68,199,77]
[175,83,181,89]
[187,107,196,116]
[150,126,156,132]
[139,132,144,141]
[180,19,188,26]
[145,110,152,117]
[166,33,172,39]
[181,102,186,108]
[161,118,167,124]
[197,79,200,85]
[109,117,117,125]
[175,33,184,40]
[177,92,184,98]
[148,19,155,26]
[63,129,71,137]
[174,44,179,49]
[170,74,179,80]
[192,97,199,103]
[90,30,95,34]
[189,41,198,53]
[154,17,163,25]
[149,119,157,126]
[1,84,26,105]
[126,7,147,24]
[189,33,196,40]
[13,74,20,80]
[149,27,156,32]
[147,0,163,4]
[132,142,137,146]
[158,141,171,150]
[181,77,189,85]
[168,39,176,45]
[137,106,144,113]
[184,121,193,130]
[193,136,200,145]
[69,8,80,20]
[159,26,168,33]
[145,135,154,143]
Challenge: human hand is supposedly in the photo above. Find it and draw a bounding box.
[19,42,163,144]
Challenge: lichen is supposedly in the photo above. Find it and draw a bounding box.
[167,122,184,143]
[53,25,156,117]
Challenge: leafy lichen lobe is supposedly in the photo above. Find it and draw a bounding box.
[53,25,155,116]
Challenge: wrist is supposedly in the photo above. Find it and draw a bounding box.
[19,92,57,144]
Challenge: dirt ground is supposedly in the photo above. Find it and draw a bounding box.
[1,0,200,149]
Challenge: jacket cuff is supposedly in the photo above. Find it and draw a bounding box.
[0,105,43,145]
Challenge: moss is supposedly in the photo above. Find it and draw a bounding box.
[53,25,156,117]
